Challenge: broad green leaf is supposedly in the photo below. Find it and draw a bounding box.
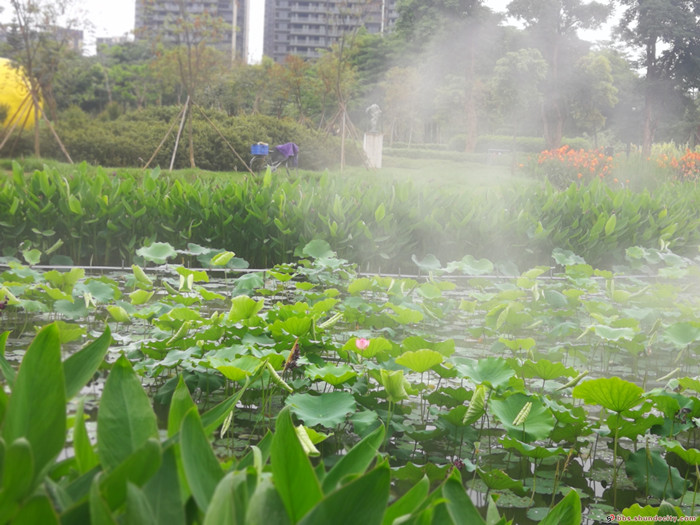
[411,254,442,272]
[0,331,16,387]
[490,394,555,442]
[592,325,635,341]
[442,471,486,525]
[454,357,515,389]
[125,483,156,525]
[245,477,291,525]
[573,377,643,413]
[228,295,264,322]
[500,436,566,459]
[98,439,162,510]
[539,489,581,525]
[520,359,577,381]
[167,375,197,439]
[2,437,35,501]
[379,369,410,403]
[445,254,494,275]
[211,251,235,266]
[22,248,41,266]
[402,336,455,357]
[202,471,237,525]
[295,425,321,457]
[659,439,700,466]
[476,468,526,494]
[3,324,65,480]
[323,425,385,492]
[97,355,159,470]
[180,408,224,513]
[299,462,390,525]
[271,407,323,522]
[129,289,154,305]
[270,316,312,338]
[285,392,356,427]
[143,447,186,525]
[625,448,686,500]
[396,349,443,373]
[89,477,119,525]
[213,355,262,382]
[137,242,177,264]
[605,213,617,236]
[107,305,131,323]
[665,321,700,347]
[381,475,430,525]
[131,264,153,288]
[9,494,59,525]
[74,398,99,474]
[305,363,357,386]
[342,337,392,358]
[463,385,486,425]
[302,239,334,259]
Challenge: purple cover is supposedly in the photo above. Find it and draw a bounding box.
[275,142,299,166]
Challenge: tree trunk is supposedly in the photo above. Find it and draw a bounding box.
[642,36,658,158]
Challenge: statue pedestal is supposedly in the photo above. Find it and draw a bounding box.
[363,132,383,169]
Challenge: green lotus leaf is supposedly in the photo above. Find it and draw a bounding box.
[379,369,410,403]
[302,239,334,259]
[476,468,526,494]
[402,336,455,357]
[129,289,154,305]
[137,242,177,264]
[520,359,577,381]
[228,295,264,322]
[573,377,643,413]
[659,439,700,466]
[625,448,686,500]
[592,325,635,341]
[270,316,312,338]
[342,337,392,358]
[212,355,262,381]
[395,349,443,373]
[305,363,357,386]
[500,436,567,459]
[664,321,700,347]
[286,392,356,427]
[453,357,515,389]
[445,254,494,275]
[490,393,555,442]
[107,305,131,323]
[411,254,442,272]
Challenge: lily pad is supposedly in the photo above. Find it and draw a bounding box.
[285,392,356,427]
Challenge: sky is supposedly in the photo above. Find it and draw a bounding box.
[78,0,613,60]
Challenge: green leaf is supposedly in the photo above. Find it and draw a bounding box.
[211,251,235,266]
[64,327,111,399]
[442,471,486,525]
[286,392,356,427]
[245,477,291,525]
[131,264,153,288]
[299,462,390,525]
[323,425,385,492]
[228,295,264,323]
[97,355,159,471]
[143,447,186,525]
[374,203,386,222]
[382,475,430,525]
[539,489,581,525]
[454,357,515,389]
[305,363,357,386]
[271,407,323,522]
[659,439,700,466]
[573,377,643,413]
[0,331,16,387]
[137,242,177,264]
[302,239,334,259]
[446,254,494,275]
[411,254,442,272]
[167,375,197,439]
[463,385,486,425]
[3,324,65,480]
[625,448,686,500]
[125,483,156,525]
[2,437,35,501]
[202,471,238,525]
[74,398,99,474]
[520,359,576,381]
[180,408,224,513]
[379,369,410,403]
[107,305,131,323]
[604,213,617,236]
[665,321,700,347]
[396,349,444,373]
[90,474,119,525]
[9,494,59,525]
[476,468,526,494]
[490,394,555,442]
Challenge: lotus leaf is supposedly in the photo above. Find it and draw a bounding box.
[286,391,356,427]
[305,363,357,386]
[302,239,334,259]
[476,468,526,495]
[396,349,443,373]
[490,393,555,442]
[453,357,515,389]
[625,448,686,499]
[665,321,700,347]
[573,377,643,413]
[136,242,177,264]
[659,439,700,465]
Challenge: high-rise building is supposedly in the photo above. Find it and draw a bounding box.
[263,0,398,62]
[134,0,249,62]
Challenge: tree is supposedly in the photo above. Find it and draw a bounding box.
[569,52,618,146]
[507,0,611,149]
[4,0,84,157]
[616,0,700,155]
[491,48,548,142]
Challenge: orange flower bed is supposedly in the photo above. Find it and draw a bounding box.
[656,150,700,180]
[535,146,613,187]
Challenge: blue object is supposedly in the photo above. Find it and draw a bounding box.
[251,143,269,155]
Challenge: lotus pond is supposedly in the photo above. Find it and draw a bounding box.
[1,240,700,524]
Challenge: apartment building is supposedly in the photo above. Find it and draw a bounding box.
[263,0,398,62]
[134,0,249,62]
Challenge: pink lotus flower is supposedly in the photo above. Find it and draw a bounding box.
[355,338,370,351]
